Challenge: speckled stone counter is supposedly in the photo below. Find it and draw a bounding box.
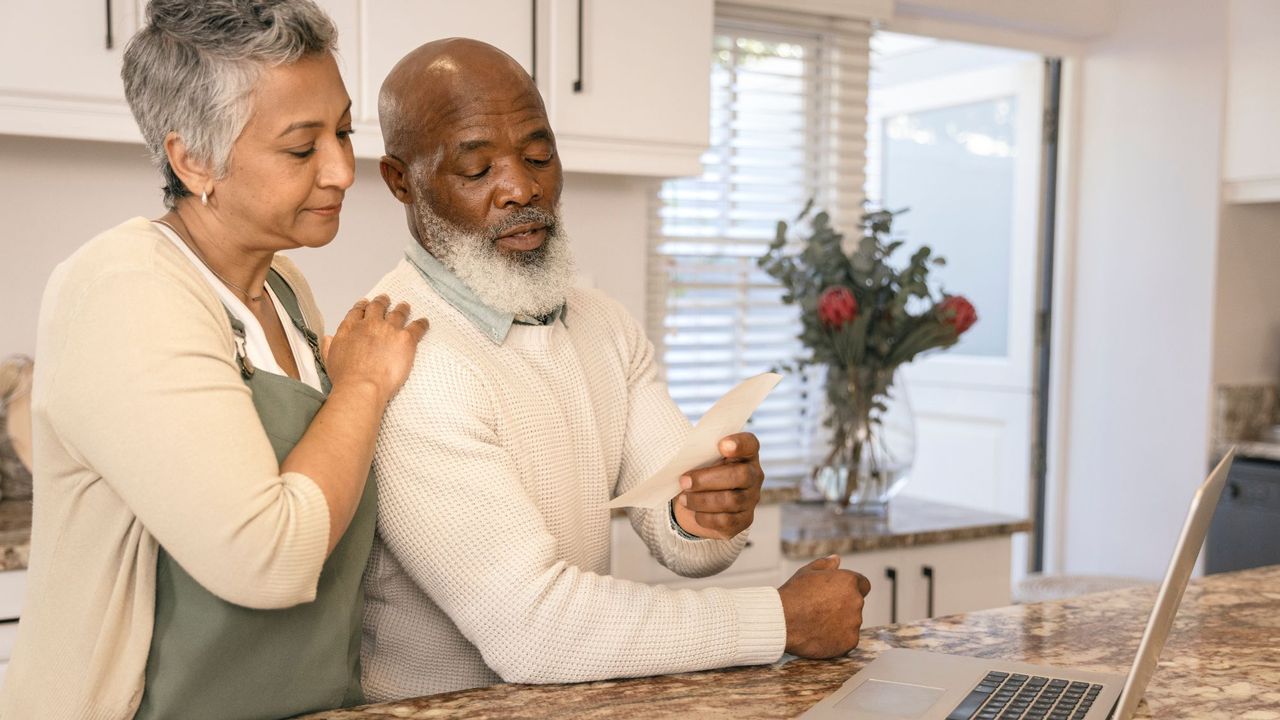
[296,565,1280,719]
[782,496,1033,559]
[0,499,31,571]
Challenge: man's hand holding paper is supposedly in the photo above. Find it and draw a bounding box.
[671,431,766,540]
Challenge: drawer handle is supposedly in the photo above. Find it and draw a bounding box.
[530,0,538,84]
[922,565,935,618]
[573,0,585,92]
[885,566,898,624]
[105,0,114,50]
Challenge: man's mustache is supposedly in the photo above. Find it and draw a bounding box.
[486,206,559,241]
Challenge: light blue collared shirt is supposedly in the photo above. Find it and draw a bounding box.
[403,241,565,344]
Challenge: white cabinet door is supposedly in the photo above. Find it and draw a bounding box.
[0,569,26,689]
[0,0,145,142]
[544,0,712,176]
[784,536,1013,628]
[0,570,27,621]
[1223,0,1280,202]
[358,0,535,123]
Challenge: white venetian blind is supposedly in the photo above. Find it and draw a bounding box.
[647,4,871,482]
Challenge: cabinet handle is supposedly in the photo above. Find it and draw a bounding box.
[573,0,584,92]
[530,0,538,85]
[885,566,898,624]
[105,0,114,50]
[922,565,935,618]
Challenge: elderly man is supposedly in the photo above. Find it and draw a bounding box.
[361,38,870,701]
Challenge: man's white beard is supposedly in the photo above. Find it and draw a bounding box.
[414,200,576,318]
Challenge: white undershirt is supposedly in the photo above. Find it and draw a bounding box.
[155,222,323,392]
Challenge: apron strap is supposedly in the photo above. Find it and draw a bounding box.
[265,269,332,394]
[224,313,254,381]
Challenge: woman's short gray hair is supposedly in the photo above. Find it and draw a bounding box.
[122,0,337,208]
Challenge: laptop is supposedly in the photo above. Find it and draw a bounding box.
[800,448,1237,720]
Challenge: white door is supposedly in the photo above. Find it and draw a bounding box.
[867,39,1045,583]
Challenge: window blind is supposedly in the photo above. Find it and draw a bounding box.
[647,3,871,482]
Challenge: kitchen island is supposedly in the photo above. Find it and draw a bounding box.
[298,564,1280,719]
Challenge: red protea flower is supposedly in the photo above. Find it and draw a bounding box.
[817,286,858,329]
[940,295,977,335]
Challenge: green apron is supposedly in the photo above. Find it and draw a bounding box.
[136,271,377,720]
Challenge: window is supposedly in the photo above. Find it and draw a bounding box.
[648,4,872,481]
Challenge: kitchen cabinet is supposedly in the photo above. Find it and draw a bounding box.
[783,536,1013,627]
[542,0,712,176]
[341,0,535,124]
[0,569,28,687]
[0,0,712,178]
[1223,0,1280,203]
[0,0,145,143]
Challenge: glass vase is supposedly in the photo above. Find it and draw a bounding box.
[804,368,916,515]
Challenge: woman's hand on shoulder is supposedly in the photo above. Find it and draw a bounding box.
[324,294,429,401]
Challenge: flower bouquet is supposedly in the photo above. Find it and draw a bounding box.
[758,205,977,511]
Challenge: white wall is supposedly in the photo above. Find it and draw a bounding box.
[1052,0,1226,579]
[896,0,1117,40]
[1212,203,1280,385]
[0,135,654,356]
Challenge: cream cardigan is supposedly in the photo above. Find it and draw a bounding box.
[0,218,332,719]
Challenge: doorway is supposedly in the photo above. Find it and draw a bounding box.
[865,33,1058,583]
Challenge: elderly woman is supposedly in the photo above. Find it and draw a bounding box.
[0,1,426,718]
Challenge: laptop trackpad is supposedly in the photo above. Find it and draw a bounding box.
[833,679,946,718]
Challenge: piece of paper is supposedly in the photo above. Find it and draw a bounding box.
[609,372,783,510]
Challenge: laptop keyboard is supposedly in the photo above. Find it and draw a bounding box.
[945,671,1104,720]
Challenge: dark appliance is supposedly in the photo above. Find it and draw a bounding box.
[1205,456,1280,574]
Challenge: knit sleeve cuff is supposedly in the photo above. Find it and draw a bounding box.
[668,500,705,541]
[650,508,747,578]
[729,586,787,666]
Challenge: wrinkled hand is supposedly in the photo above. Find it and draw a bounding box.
[324,294,429,401]
[778,555,871,658]
[672,432,765,540]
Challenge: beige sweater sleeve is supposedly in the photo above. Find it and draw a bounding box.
[43,244,330,609]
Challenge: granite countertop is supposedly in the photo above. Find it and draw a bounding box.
[781,495,1033,559]
[0,499,32,571]
[297,564,1280,720]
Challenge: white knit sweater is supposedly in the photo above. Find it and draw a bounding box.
[360,258,787,701]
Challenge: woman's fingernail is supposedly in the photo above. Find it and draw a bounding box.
[680,495,689,507]
[680,475,692,490]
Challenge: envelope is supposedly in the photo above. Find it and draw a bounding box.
[609,372,783,510]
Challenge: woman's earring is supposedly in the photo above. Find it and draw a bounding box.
[200,190,209,206]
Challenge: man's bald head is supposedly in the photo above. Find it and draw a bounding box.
[378,38,542,163]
